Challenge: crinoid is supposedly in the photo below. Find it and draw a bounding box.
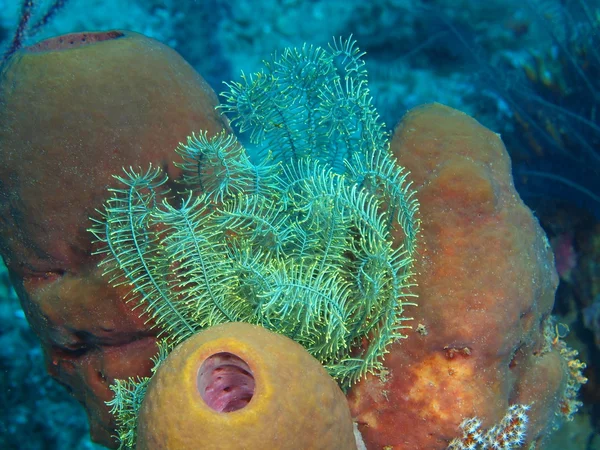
[91,37,420,448]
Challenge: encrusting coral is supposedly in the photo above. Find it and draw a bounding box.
[134,322,356,450]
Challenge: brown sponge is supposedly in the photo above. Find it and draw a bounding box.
[0,30,227,446]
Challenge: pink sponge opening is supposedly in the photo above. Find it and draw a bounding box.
[197,352,255,413]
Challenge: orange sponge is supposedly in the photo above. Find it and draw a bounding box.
[136,322,356,450]
[348,104,581,449]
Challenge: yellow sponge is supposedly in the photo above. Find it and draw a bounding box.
[137,322,356,450]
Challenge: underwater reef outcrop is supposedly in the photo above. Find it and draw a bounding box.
[0,30,226,447]
[348,103,586,449]
[0,29,585,450]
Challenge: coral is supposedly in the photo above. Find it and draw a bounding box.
[447,404,530,450]
[133,322,356,450]
[543,319,588,422]
[347,103,585,449]
[0,30,226,447]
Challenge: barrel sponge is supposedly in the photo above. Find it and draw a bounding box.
[0,29,226,270]
[348,104,575,449]
[136,322,356,450]
[0,30,227,446]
